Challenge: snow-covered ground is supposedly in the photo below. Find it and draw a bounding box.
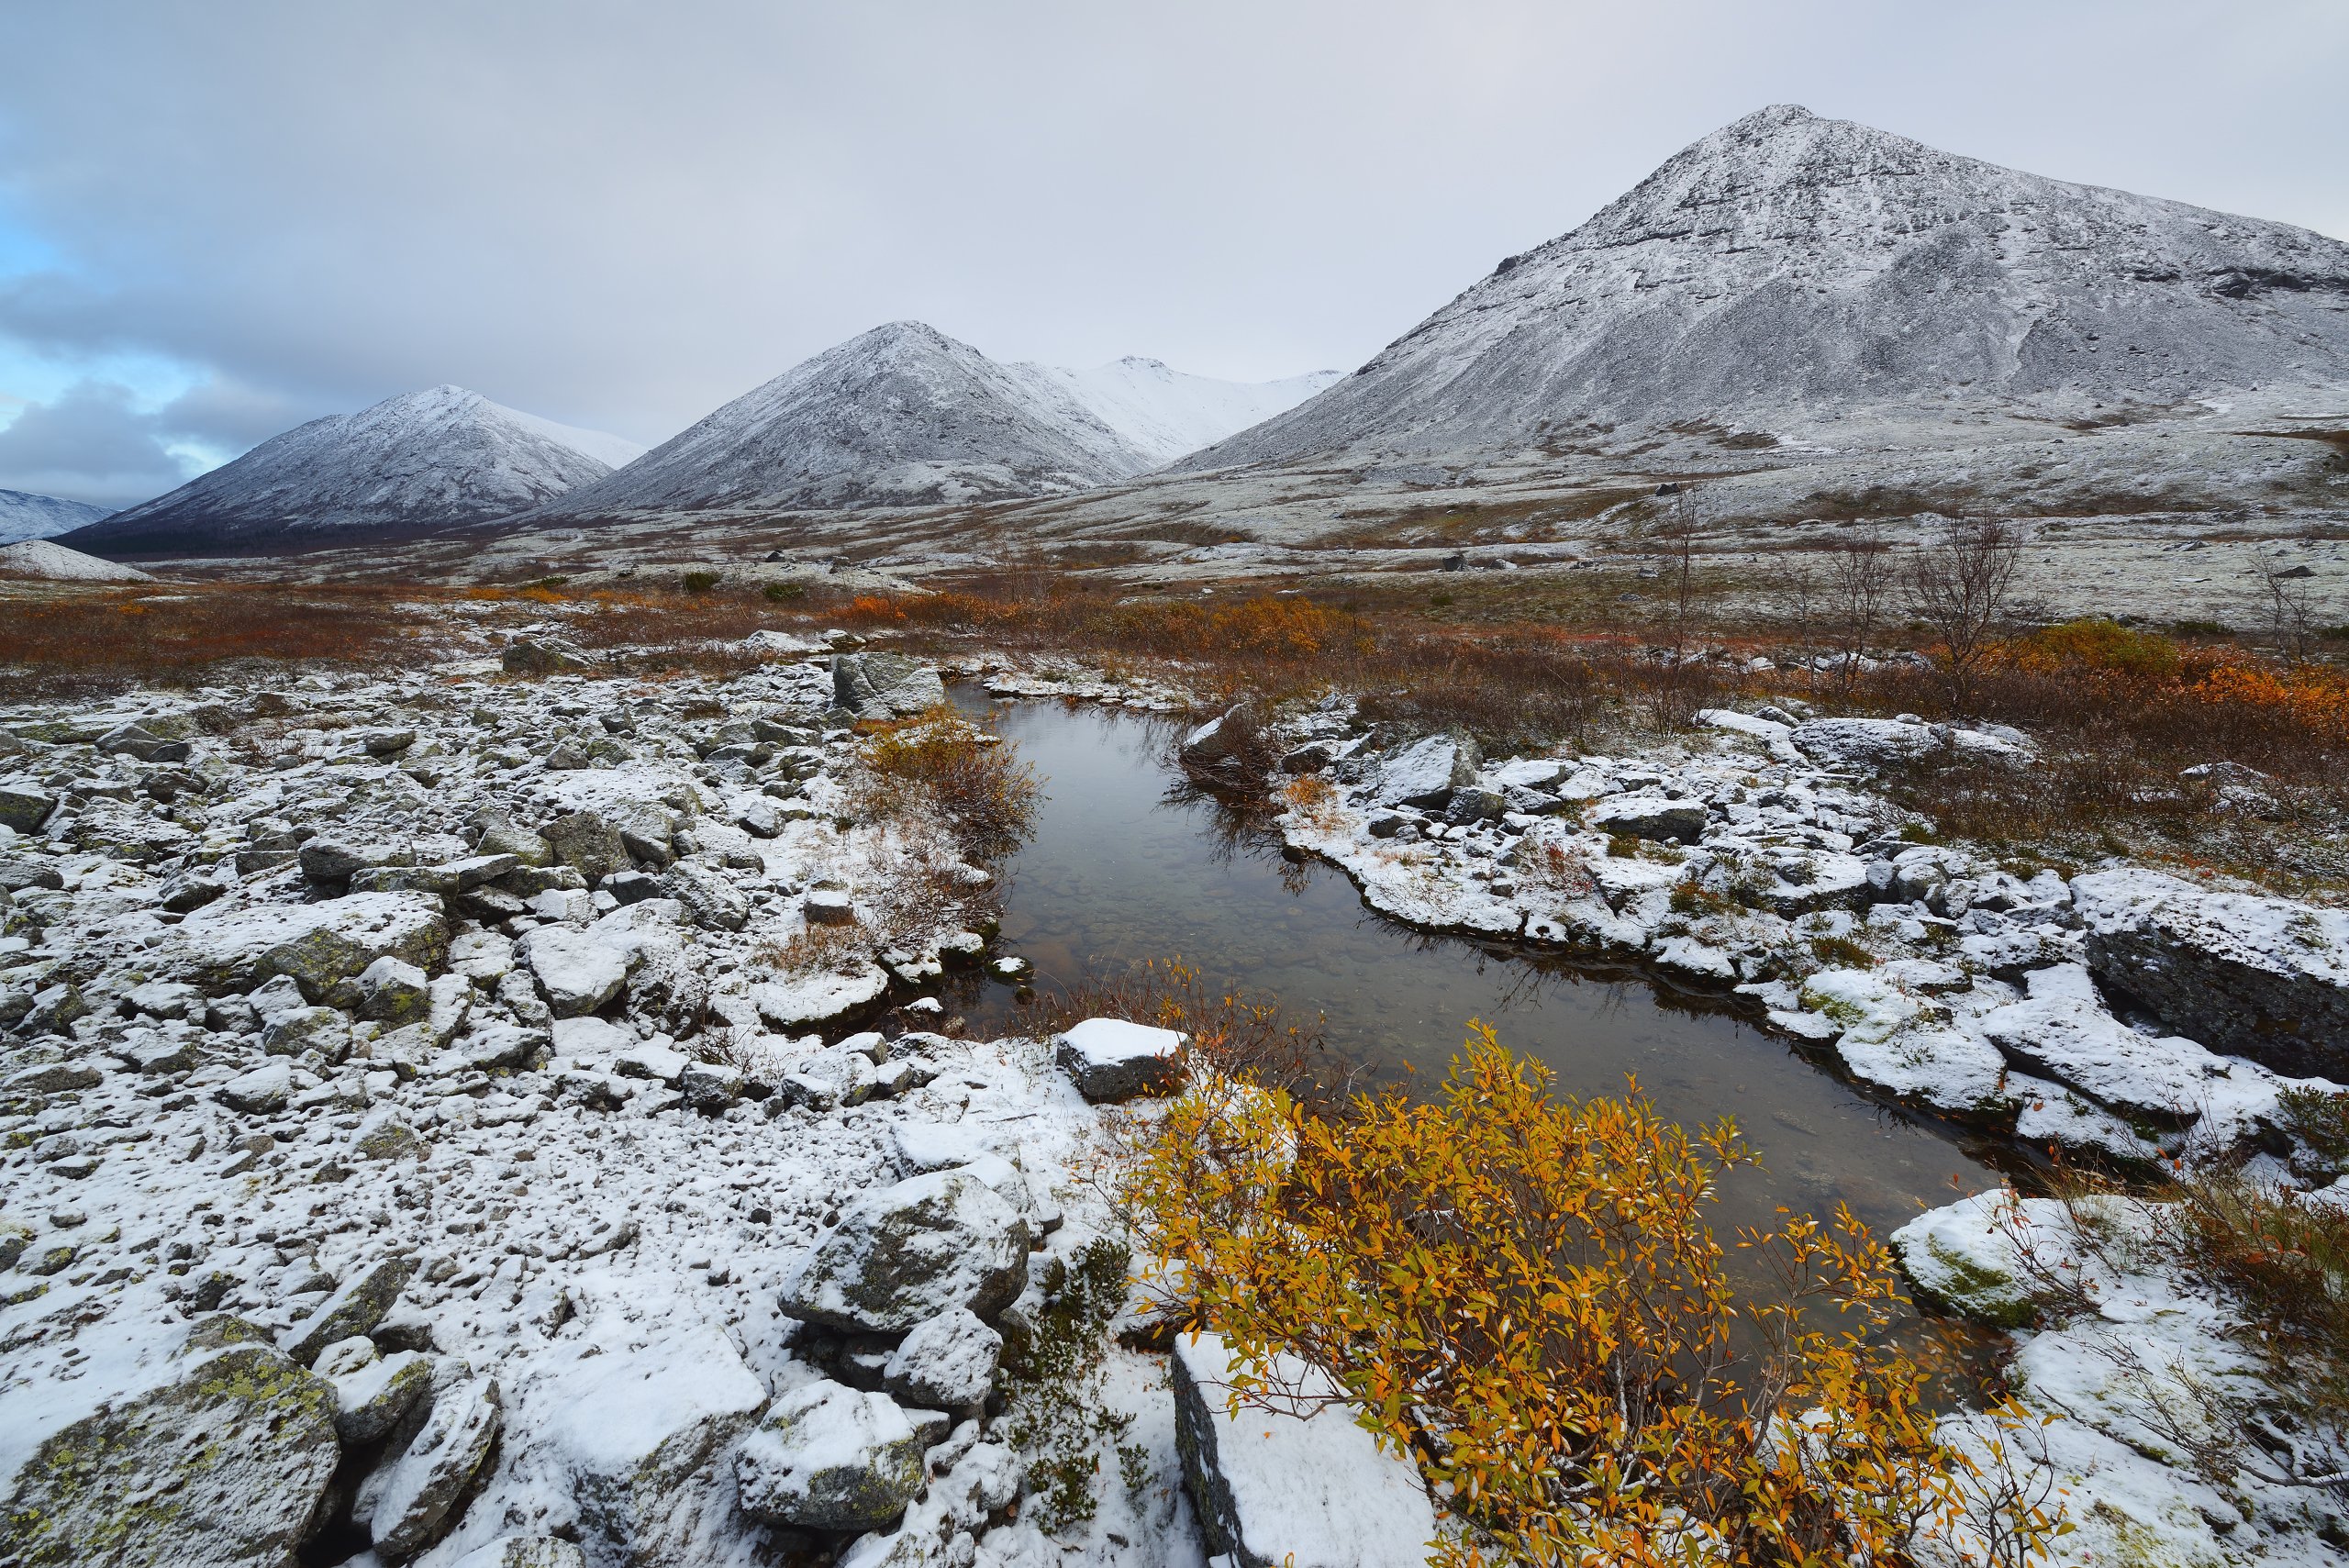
[6,642,2346,1566]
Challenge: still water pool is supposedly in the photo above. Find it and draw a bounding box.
[943,693,2015,1241]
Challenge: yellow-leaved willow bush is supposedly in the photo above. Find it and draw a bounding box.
[1123,1026,2068,1567]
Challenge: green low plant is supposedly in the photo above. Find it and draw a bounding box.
[998,1237,1136,1534]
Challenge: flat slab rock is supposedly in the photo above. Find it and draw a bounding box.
[2071,868,2349,1079]
[1053,1016,1186,1102]
[1171,1330,1438,1568]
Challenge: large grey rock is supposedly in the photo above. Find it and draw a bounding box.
[660,860,750,931]
[550,1328,769,1566]
[2071,869,2349,1079]
[1053,1017,1186,1102]
[173,893,450,999]
[780,1169,1030,1333]
[1369,733,1480,807]
[0,779,58,832]
[831,652,945,720]
[517,927,630,1018]
[318,1340,435,1444]
[882,1307,1003,1410]
[542,812,631,883]
[284,1256,415,1365]
[502,636,595,675]
[733,1380,927,1532]
[0,1338,340,1568]
[1171,1331,1438,1568]
[1587,793,1708,844]
[1177,703,1260,776]
[217,1059,294,1115]
[1976,965,2232,1123]
[366,1375,501,1562]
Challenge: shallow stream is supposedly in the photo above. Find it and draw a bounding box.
[942,692,2015,1242]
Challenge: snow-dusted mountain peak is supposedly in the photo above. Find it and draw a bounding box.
[1179,105,2349,471]
[62,385,640,556]
[0,487,113,546]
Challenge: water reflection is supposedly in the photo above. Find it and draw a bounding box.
[939,691,2018,1244]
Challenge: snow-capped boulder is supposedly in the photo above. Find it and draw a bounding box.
[1178,703,1259,776]
[733,1380,929,1532]
[172,892,450,999]
[551,1329,770,1566]
[317,1340,433,1445]
[363,1375,502,1562]
[1171,1330,1438,1568]
[882,1307,1004,1410]
[0,1333,340,1568]
[1052,1017,1186,1102]
[0,778,57,832]
[781,1170,1030,1334]
[216,1059,294,1115]
[1889,1190,2067,1329]
[1370,733,1481,807]
[517,928,629,1018]
[2070,868,2349,1079]
[283,1256,415,1365]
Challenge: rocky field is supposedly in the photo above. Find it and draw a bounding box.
[4,628,2347,1568]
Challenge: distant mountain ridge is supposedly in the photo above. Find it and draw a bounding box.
[62,385,643,556]
[530,323,1339,519]
[1178,104,2349,472]
[0,487,112,546]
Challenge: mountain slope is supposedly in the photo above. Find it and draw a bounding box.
[533,322,1153,519]
[1002,358,1341,469]
[1178,105,2349,471]
[0,487,112,546]
[62,385,639,555]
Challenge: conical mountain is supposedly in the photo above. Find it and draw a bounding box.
[534,321,1156,519]
[1181,105,2349,471]
[63,386,643,556]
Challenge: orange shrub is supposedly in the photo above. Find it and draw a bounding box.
[1129,1029,2067,1566]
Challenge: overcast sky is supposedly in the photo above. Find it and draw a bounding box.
[1,0,2343,508]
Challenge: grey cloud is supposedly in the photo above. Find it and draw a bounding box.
[0,1,2342,460]
[0,381,193,508]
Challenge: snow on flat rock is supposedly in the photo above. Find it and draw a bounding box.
[1171,1330,1438,1568]
[1052,1016,1186,1103]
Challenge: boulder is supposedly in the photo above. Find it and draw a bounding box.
[1171,1330,1438,1568]
[1178,703,1260,775]
[1587,793,1708,844]
[449,1536,590,1568]
[2070,869,2349,1079]
[173,893,450,999]
[1052,1017,1186,1103]
[0,1338,339,1568]
[366,1376,502,1562]
[284,1256,415,1365]
[780,1170,1030,1333]
[551,1328,770,1566]
[320,1340,434,1444]
[0,779,58,833]
[517,927,630,1018]
[502,636,595,674]
[661,861,750,931]
[882,1307,1003,1410]
[299,838,408,884]
[217,1060,294,1115]
[831,653,945,720]
[542,812,632,884]
[734,1380,928,1532]
[1369,733,1480,808]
